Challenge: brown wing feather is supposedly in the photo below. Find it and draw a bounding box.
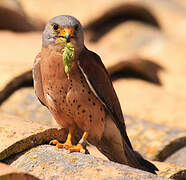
[78,47,132,149]
[32,52,46,106]
[78,48,158,174]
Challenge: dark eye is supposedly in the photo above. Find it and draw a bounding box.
[52,24,59,31]
[74,25,78,31]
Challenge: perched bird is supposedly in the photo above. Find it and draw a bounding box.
[33,15,158,174]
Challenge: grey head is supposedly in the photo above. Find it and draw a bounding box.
[42,15,84,51]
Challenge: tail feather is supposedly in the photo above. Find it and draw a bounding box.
[98,115,158,174]
[133,151,158,174]
[122,135,158,174]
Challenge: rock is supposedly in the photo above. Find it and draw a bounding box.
[1,1,186,106]
[0,1,186,178]
[0,31,41,92]
[138,31,186,99]
[86,19,186,101]
[0,162,39,180]
[179,0,186,9]
[125,115,186,161]
[18,0,186,43]
[0,87,53,126]
[0,112,103,163]
[88,21,161,69]
[88,19,186,100]
[114,79,186,130]
[85,3,160,42]
[17,0,126,27]
[165,147,186,166]
[0,70,32,105]
[107,57,163,85]
[154,161,186,180]
[0,24,158,105]
[1,87,186,165]
[170,170,186,180]
[84,0,186,42]
[0,112,67,160]
[0,112,185,179]
[0,0,43,31]
[10,145,166,180]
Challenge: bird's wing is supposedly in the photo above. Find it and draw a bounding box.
[78,47,132,149]
[32,52,46,106]
[78,48,158,174]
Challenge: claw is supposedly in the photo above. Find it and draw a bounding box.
[49,139,59,145]
[49,131,87,153]
[56,142,64,148]
[63,142,73,149]
[49,139,73,149]
[49,132,73,150]
[49,139,64,149]
[68,144,85,154]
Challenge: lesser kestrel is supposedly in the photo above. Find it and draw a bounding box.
[33,15,158,174]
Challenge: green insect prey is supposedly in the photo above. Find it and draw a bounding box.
[62,41,75,79]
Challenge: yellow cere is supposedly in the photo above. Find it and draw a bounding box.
[60,27,75,37]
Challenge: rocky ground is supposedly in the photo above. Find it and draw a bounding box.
[0,0,186,179]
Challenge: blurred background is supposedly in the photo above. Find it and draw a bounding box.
[0,0,186,171]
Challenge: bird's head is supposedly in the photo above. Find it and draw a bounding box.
[42,15,84,52]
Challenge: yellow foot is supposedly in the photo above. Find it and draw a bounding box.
[49,132,87,153]
[68,144,86,154]
[49,139,73,149]
[49,139,63,148]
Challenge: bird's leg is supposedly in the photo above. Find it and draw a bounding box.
[68,132,88,154]
[49,131,73,149]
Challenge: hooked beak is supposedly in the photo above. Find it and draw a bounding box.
[58,27,74,43]
[64,34,71,43]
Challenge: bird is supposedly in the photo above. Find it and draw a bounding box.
[33,15,158,174]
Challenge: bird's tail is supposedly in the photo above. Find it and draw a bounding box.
[97,116,158,174]
[134,150,159,174]
[124,145,158,174]
[120,131,158,174]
